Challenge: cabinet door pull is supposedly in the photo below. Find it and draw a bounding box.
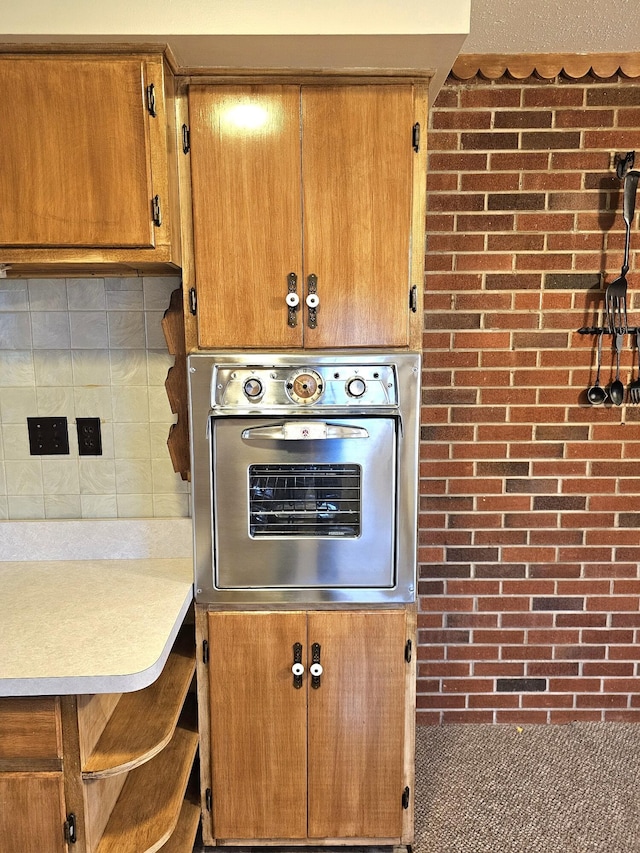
[310,642,323,688]
[146,83,157,118]
[307,274,319,329]
[292,642,304,688]
[286,272,300,327]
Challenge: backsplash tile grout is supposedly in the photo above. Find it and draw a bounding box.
[0,277,189,520]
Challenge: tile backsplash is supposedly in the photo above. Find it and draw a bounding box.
[0,277,189,519]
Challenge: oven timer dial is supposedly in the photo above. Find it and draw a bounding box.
[243,377,263,399]
[286,369,323,404]
[346,376,367,398]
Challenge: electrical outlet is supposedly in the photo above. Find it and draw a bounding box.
[76,418,102,456]
[27,417,70,455]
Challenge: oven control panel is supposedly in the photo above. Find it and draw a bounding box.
[213,363,398,408]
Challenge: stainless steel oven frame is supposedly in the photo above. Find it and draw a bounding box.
[188,351,421,605]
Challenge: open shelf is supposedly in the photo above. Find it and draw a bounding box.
[95,711,198,853]
[82,631,195,780]
[157,786,201,853]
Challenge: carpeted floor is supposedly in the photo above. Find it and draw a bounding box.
[195,722,640,852]
[415,722,640,853]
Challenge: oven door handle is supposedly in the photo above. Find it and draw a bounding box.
[240,421,370,441]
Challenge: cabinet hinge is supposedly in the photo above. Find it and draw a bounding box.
[205,788,213,812]
[409,285,417,313]
[412,122,420,153]
[182,124,191,154]
[203,639,209,664]
[405,639,412,663]
[189,287,198,316]
[64,813,77,844]
[402,786,411,810]
[151,195,162,227]
[146,83,157,117]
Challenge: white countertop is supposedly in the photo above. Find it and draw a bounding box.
[0,520,194,697]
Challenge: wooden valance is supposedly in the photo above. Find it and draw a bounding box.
[452,53,640,82]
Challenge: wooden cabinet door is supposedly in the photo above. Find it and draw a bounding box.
[207,611,308,839]
[0,773,67,853]
[301,86,415,349]
[0,57,156,249]
[307,609,407,839]
[190,86,303,349]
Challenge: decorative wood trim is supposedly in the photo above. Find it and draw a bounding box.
[162,287,190,481]
[452,53,640,82]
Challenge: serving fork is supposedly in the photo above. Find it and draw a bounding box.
[606,170,640,334]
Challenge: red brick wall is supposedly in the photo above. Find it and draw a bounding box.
[419,70,640,725]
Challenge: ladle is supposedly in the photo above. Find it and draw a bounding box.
[609,331,625,405]
[587,330,607,404]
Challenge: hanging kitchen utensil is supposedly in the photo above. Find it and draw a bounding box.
[629,329,640,403]
[606,169,640,334]
[609,331,625,405]
[587,330,608,405]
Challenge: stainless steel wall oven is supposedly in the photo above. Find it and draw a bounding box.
[188,351,420,604]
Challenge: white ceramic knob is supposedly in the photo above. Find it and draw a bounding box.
[309,662,323,677]
[286,291,300,307]
[306,293,320,308]
[292,662,305,677]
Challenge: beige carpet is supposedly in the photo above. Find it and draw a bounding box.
[415,723,640,853]
[196,722,640,852]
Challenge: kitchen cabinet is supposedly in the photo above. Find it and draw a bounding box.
[0,630,198,853]
[187,81,427,350]
[0,53,180,275]
[198,607,415,845]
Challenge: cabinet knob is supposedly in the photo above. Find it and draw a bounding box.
[310,642,323,688]
[292,662,305,677]
[309,663,323,677]
[286,292,300,308]
[305,293,319,309]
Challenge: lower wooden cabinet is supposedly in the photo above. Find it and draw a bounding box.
[0,628,197,853]
[198,606,416,846]
[0,773,67,853]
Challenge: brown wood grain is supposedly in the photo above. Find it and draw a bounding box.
[189,85,303,349]
[307,610,407,839]
[302,85,414,348]
[207,611,307,840]
[452,52,640,81]
[95,715,198,853]
[0,57,154,248]
[0,697,62,760]
[81,632,195,779]
[0,772,67,853]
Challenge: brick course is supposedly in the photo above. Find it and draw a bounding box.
[420,70,640,725]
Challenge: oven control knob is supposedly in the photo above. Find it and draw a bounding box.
[346,377,367,398]
[243,378,263,399]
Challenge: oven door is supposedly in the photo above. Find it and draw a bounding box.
[211,416,397,590]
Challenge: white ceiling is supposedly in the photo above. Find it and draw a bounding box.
[463,0,640,54]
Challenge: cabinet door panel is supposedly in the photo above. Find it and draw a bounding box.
[0,58,155,249]
[190,86,303,349]
[307,610,406,839]
[208,611,307,839]
[0,773,66,853]
[302,86,414,348]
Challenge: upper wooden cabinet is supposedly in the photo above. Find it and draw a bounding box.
[0,54,180,275]
[188,81,426,350]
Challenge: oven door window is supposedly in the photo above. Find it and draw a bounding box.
[248,463,361,538]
